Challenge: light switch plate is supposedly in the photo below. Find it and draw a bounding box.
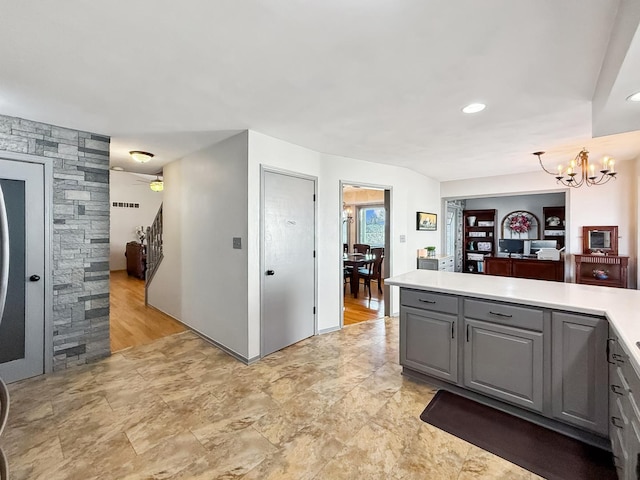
[233,237,242,249]
[400,235,406,243]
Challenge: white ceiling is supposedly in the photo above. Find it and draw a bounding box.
[0,1,639,181]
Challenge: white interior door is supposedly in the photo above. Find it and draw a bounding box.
[0,159,45,383]
[262,170,316,357]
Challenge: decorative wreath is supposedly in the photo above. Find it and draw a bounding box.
[508,213,532,233]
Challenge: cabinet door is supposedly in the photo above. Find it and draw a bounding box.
[464,319,543,412]
[551,312,608,435]
[484,257,511,277]
[400,306,457,383]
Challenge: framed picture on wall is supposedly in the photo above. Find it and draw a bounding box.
[416,212,437,231]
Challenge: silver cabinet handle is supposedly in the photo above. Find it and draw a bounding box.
[0,183,8,326]
[489,311,513,318]
[613,353,626,364]
[611,384,625,396]
[418,299,436,304]
[611,416,624,428]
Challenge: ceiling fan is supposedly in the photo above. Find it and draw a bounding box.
[131,171,164,192]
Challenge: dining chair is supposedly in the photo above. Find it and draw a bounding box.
[370,247,385,294]
[353,243,370,254]
[343,267,352,294]
[358,249,385,298]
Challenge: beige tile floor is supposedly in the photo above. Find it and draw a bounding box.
[3,317,542,479]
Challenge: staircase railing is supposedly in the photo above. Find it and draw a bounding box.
[145,203,163,305]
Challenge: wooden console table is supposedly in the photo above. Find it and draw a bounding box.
[574,254,628,288]
[484,256,564,282]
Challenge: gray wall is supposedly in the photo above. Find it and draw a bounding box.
[0,114,110,370]
[465,193,565,239]
[147,132,250,360]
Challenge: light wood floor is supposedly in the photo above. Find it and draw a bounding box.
[343,279,385,326]
[109,270,186,352]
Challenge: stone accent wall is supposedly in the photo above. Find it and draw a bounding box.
[0,114,110,370]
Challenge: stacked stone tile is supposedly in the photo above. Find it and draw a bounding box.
[0,114,110,370]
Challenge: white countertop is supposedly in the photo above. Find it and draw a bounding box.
[386,270,640,374]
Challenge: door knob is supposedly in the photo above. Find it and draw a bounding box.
[266,270,275,276]
[29,275,41,282]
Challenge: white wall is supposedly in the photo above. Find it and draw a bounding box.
[150,130,443,361]
[148,131,250,358]
[109,171,163,270]
[247,131,441,359]
[442,161,639,287]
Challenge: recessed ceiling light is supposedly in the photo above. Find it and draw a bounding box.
[111,166,124,171]
[129,150,154,163]
[626,91,640,102]
[462,103,486,114]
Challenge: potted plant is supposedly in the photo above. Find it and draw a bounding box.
[426,246,436,258]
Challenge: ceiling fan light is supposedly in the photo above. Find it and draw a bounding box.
[149,179,163,192]
[129,150,154,163]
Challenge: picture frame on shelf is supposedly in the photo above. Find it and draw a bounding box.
[416,212,437,231]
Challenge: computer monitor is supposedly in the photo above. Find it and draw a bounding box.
[530,240,557,253]
[498,239,524,253]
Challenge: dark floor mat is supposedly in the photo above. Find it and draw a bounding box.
[420,390,617,480]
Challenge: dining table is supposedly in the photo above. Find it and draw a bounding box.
[343,253,375,298]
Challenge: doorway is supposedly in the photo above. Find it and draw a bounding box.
[261,168,317,356]
[340,183,391,326]
[108,170,184,352]
[0,158,46,383]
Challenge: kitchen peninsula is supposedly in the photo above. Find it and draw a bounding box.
[387,269,640,474]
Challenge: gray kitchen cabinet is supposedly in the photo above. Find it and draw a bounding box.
[551,312,608,436]
[400,306,458,383]
[398,285,612,442]
[417,255,454,272]
[609,328,640,479]
[463,318,544,412]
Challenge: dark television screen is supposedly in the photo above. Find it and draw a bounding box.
[499,239,524,253]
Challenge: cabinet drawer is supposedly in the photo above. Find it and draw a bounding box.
[401,289,458,314]
[623,361,640,421]
[417,259,438,271]
[464,298,543,331]
[611,395,629,455]
[440,258,454,271]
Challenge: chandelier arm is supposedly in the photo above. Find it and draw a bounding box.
[535,153,558,176]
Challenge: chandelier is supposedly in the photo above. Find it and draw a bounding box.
[342,203,353,223]
[534,148,617,188]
